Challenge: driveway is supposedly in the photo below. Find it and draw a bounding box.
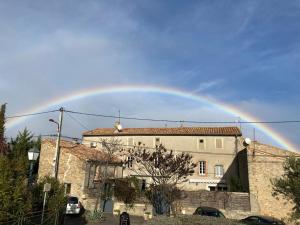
[64,213,145,225]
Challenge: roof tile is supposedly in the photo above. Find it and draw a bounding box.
[43,139,120,163]
[83,127,242,136]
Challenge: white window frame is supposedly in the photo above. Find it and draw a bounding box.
[214,165,224,178]
[197,138,206,150]
[199,161,206,176]
[215,138,224,149]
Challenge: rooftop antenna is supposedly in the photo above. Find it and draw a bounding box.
[180,120,184,127]
[235,116,242,131]
[118,110,121,124]
[253,128,256,156]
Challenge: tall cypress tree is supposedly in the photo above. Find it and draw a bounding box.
[0,103,8,154]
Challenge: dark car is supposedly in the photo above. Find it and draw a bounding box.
[240,216,285,225]
[193,206,225,218]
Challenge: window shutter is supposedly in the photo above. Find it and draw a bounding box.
[216,138,223,149]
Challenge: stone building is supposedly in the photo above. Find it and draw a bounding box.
[82,126,243,192]
[37,126,299,220]
[38,139,122,211]
[242,142,297,220]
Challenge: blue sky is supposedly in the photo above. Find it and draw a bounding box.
[1,0,300,150]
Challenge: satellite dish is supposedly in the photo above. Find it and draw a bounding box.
[243,138,252,146]
[117,123,123,132]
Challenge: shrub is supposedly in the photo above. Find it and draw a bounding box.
[144,215,243,225]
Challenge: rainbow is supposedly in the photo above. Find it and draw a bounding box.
[6,84,298,152]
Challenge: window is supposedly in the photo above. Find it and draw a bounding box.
[127,156,133,168]
[127,138,134,146]
[215,138,223,149]
[208,185,228,192]
[199,161,206,175]
[64,183,71,195]
[209,186,216,191]
[198,139,205,150]
[214,165,224,178]
[141,179,146,191]
[138,141,142,146]
[94,166,101,182]
[90,142,97,148]
[154,137,161,147]
[218,186,228,191]
[244,217,259,224]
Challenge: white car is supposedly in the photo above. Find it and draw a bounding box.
[66,196,81,215]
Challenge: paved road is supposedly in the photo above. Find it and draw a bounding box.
[64,213,145,225]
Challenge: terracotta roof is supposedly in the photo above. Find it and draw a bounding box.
[44,139,120,163]
[83,126,242,137]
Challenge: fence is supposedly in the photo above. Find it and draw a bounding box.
[0,210,65,225]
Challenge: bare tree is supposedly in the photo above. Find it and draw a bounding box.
[127,144,196,186]
[126,144,196,215]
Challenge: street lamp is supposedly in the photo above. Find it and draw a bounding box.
[49,119,59,131]
[28,147,40,185]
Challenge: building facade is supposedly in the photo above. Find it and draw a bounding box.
[38,139,122,211]
[244,142,297,220]
[82,126,243,191]
[37,127,299,220]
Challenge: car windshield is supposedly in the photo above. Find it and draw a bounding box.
[203,211,219,217]
[68,197,78,204]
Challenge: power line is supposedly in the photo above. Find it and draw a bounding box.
[64,109,300,124]
[5,108,300,124]
[65,112,90,130]
[6,110,59,119]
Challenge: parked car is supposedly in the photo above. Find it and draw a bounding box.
[240,216,285,225]
[65,196,82,215]
[193,206,225,218]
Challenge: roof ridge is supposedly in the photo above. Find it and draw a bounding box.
[83,126,242,136]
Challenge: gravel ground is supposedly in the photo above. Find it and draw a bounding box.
[64,213,145,225]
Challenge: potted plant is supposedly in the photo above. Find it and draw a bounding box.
[144,212,151,220]
[113,209,121,216]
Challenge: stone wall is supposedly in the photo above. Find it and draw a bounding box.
[38,140,86,199]
[178,190,251,219]
[246,142,296,220]
[38,139,123,212]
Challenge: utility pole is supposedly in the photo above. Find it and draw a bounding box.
[52,107,64,179]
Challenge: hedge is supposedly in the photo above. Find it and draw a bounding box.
[145,215,244,225]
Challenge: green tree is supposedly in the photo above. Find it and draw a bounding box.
[272,156,300,219]
[0,154,32,222]
[32,176,67,212]
[114,177,141,208]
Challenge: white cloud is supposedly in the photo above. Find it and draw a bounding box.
[193,79,223,93]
